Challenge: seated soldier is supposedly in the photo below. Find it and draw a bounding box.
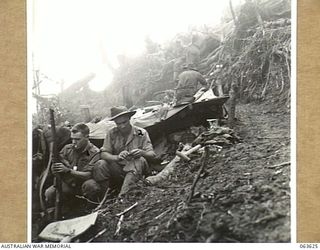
[93,106,156,198]
[45,123,101,207]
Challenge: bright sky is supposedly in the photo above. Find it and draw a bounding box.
[30,0,243,94]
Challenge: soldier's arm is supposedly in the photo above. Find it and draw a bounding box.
[100,130,129,162]
[51,162,91,180]
[68,169,91,180]
[52,146,71,174]
[141,150,156,161]
[198,74,208,87]
[101,150,122,162]
[130,129,156,161]
[77,149,101,180]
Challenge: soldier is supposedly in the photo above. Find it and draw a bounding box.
[44,123,101,207]
[93,106,156,198]
[175,66,208,104]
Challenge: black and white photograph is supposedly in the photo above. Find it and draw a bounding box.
[29,0,294,245]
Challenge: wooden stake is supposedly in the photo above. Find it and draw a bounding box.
[266,161,290,169]
[114,215,124,236]
[187,146,210,204]
[116,202,138,217]
[113,202,138,236]
[94,188,111,212]
[87,228,107,243]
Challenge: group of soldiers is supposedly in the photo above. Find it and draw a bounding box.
[43,106,157,215]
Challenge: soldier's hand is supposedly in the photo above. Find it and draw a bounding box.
[130,149,143,159]
[118,150,130,161]
[52,163,70,174]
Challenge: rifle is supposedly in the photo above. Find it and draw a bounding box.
[49,108,62,221]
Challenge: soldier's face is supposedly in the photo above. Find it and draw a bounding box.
[114,116,131,133]
[71,131,88,151]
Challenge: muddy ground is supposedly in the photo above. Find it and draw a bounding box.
[75,101,290,243]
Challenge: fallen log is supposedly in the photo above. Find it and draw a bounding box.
[175,150,191,161]
[146,144,201,185]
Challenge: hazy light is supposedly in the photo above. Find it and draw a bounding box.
[88,66,114,92]
[31,0,243,94]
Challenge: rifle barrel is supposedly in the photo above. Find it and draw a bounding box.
[49,108,62,221]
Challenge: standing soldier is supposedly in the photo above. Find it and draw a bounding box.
[175,66,208,104]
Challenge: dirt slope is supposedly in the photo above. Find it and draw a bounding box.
[78,102,290,243]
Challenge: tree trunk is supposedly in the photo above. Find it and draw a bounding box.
[229,0,238,27]
[228,82,238,128]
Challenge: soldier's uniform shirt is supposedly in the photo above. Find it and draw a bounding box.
[59,142,100,187]
[45,142,101,204]
[60,142,100,172]
[101,125,154,160]
[176,70,208,103]
[97,125,155,196]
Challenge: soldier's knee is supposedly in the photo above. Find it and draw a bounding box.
[93,159,107,171]
[82,179,101,199]
[134,157,149,173]
[92,159,110,180]
[44,186,55,205]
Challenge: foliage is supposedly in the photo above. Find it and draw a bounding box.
[208,18,291,105]
[32,94,69,127]
[108,51,166,107]
[107,0,291,109]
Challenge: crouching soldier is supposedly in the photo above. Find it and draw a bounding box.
[45,123,101,209]
[93,106,156,198]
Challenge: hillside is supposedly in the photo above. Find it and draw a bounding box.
[80,101,290,242]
